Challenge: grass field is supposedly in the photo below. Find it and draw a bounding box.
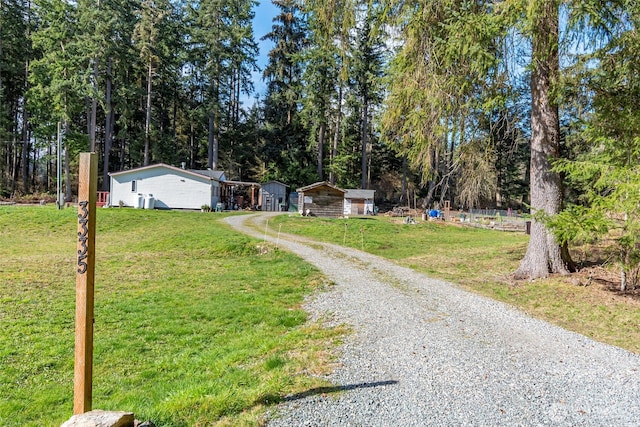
[3,207,639,426]
[271,214,640,354]
[0,206,342,426]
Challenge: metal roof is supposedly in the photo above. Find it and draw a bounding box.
[344,189,375,199]
[189,169,226,181]
[109,163,225,181]
[261,180,289,188]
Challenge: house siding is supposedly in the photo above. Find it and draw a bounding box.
[344,198,375,215]
[109,166,219,209]
[344,189,375,215]
[260,181,288,211]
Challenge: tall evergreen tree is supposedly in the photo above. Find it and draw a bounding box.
[29,0,85,201]
[133,0,174,165]
[75,0,102,152]
[262,0,305,127]
[350,3,385,189]
[220,0,258,178]
[513,0,574,278]
[260,0,313,186]
[102,0,137,185]
[75,0,138,186]
[384,0,612,278]
[0,0,31,194]
[301,0,354,181]
[381,0,503,207]
[188,0,257,173]
[548,0,640,288]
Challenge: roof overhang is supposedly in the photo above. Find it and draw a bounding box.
[109,163,224,182]
[297,181,346,193]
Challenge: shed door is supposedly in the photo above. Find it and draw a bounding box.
[353,200,364,215]
[344,199,351,215]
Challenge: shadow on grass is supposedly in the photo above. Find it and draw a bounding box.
[256,380,398,406]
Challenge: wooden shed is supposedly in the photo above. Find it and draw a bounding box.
[344,189,376,215]
[297,181,345,218]
[259,180,289,211]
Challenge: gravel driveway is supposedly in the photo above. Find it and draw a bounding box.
[225,213,640,426]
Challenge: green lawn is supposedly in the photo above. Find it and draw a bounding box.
[0,207,341,426]
[271,214,640,354]
[4,208,639,426]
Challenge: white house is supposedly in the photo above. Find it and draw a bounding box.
[344,189,376,215]
[108,163,225,210]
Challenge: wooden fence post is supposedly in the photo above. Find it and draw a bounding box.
[74,153,98,414]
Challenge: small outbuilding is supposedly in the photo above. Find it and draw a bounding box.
[259,180,289,211]
[297,181,345,218]
[344,189,376,215]
[108,163,225,210]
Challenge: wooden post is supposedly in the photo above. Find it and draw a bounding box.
[74,153,98,414]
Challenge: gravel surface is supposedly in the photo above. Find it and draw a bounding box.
[225,213,640,426]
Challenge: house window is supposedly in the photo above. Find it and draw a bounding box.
[131,180,137,192]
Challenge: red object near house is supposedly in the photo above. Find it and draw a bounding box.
[96,192,109,207]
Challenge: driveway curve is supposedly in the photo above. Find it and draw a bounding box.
[225,213,640,426]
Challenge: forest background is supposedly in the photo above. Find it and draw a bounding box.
[1,0,640,282]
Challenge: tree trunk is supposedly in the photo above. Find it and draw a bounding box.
[234,66,241,123]
[514,0,572,279]
[89,58,98,152]
[102,58,113,191]
[400,154,407,204]
[330,84,343,185]
[21,108,29,192]
[119,134,126,170]
[21,51,30,193]
[424,145,439,208]
[143,60,152,166]
[31,145,37,189]
[208,106,220,171]
[208,70,220,171]
[213,108,219,170]
[443,115,461,204]
[208,112,214,169]
[317,121,325,180]
[190,120,196,169]
[64,120,72,202]
[11,132,18,195]
[360,100,369,189]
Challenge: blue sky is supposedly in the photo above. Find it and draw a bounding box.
[249,1,279,103]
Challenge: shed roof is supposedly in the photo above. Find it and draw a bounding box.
[189,169,226,181]
[224,180,260,187]
[109,163,225,181]
[345,189,375,199]
[261,180,289,188]
[297,181,345,193]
